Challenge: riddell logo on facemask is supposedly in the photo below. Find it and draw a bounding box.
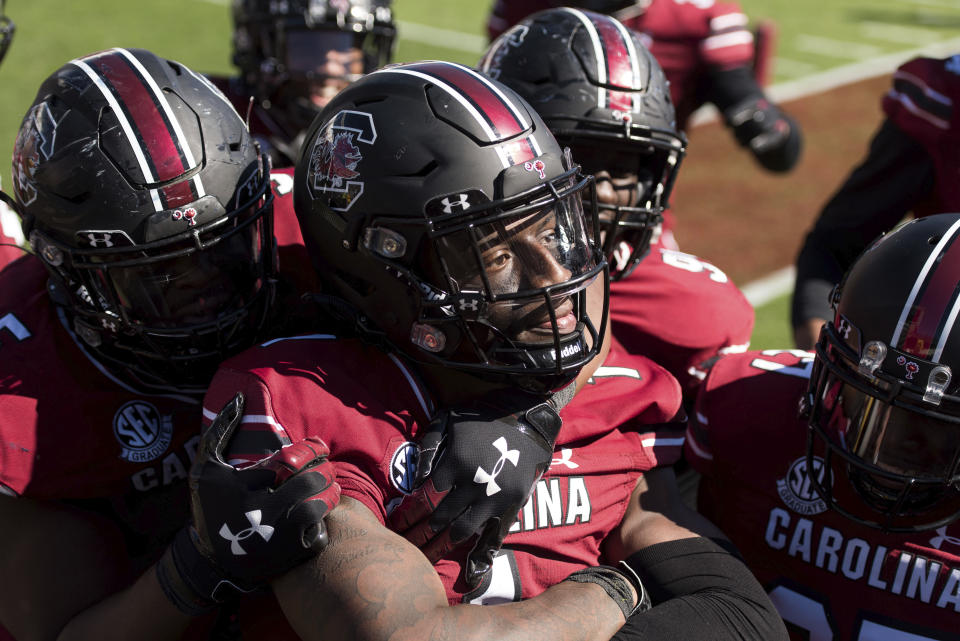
[560,342,583,359]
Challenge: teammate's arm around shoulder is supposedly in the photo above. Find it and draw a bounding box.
[602,467,789,641]
[272,496,628,641]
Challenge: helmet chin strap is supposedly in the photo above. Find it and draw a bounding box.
[548,380,577,411]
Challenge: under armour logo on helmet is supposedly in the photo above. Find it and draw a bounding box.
[930,526,960,550]
[474,436,520,496]
[86,232,114,248]
[172,207,198,227]
[441,194,471,214]
[523,159,546,180]
[551,448,579,470]
[896,355,920,380]
[458,298,479,312]
[218,509,275,555]
[836,317,853,340]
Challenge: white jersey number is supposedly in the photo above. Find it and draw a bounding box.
[660,249,729,283]
[0,312,31,347]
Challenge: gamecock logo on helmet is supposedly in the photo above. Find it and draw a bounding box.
[307,109,377,212]
[314,132,361,188]
[12,102,58,207]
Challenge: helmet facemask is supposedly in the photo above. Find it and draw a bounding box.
[233,0,396,135]
[805,322,960,532]
[31,174,276,390]
[563,122,685,279]
[361,163,607,395]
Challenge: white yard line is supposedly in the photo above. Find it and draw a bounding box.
[858,22,941,45]
[396,20,487,54]
[741,266,796,308]
[795,34,884,60]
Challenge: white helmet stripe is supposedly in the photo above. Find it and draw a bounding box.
[69,57,164,212]
[113,48,206,199]
[560,8,607,109]
[891,217,960,352]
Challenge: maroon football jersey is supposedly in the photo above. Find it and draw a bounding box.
[270,166,320,296]
[610,246,754,394]
[0,255,201,535]
[687,350,960,640]
[883,56,960,218]
[486,0,755,129]
[202,333,683,635]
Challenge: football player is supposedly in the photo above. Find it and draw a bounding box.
[487,0,802,177]
[0,48,341,640]
[209,0,396,167]
[199,59,786,640]
[688,214,960,639]
[793,54,960,350]
[479,7,754,397]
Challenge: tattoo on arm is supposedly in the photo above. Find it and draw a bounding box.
[273,497,626,641]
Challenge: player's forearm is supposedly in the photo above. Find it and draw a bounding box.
[610,538,787,641]
[57,568,192,641]
[793,118,934,330]
[274,498,625,641]
[0,496,193,641]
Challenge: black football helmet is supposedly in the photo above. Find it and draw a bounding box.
[804,214,960,532]
[480,7,686,280]
[232,0,396,135]
[294,61,608,395]
[12,48,275,393]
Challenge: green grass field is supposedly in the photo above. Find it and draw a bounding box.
[4,0,960,351]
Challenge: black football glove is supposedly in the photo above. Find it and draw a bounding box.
[389,393,562,588]
[156,392,341,615]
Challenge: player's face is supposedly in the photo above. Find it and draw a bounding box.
[281,30,364,109]
[438,194,596,345]
[91,203,270,329]
[473,210,576,343]
[574,146,640,212]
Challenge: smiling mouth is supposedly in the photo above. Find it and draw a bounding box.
[532,298,576,334]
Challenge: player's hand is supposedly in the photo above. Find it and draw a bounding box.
[157,392,341,613]
[389,392,562,588]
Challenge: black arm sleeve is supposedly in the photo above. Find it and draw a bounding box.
[610,537,787,641]
[705,65,802,173]
[791,118,935,327]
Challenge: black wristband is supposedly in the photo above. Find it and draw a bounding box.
[155,527,253,616]
[155,530,217,616]
[564,565,644,619]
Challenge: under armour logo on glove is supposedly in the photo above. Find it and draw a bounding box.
[388,390,563,588]
[474,437,520,496]
[156,392,341,615]
[219,509,276,555]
